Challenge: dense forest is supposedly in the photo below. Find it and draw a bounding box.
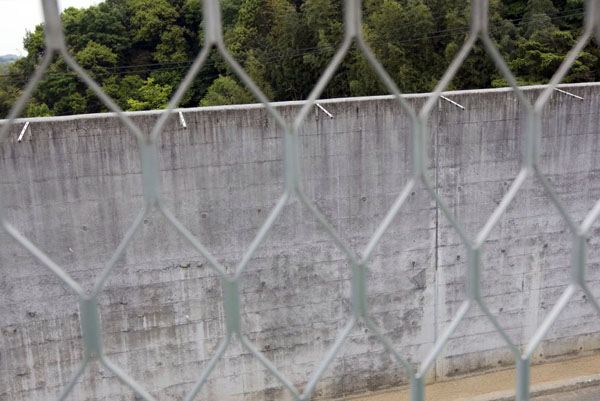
[0,0,596,117]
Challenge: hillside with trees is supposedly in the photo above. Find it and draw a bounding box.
[0,55,19,64]
[0,0,596,117]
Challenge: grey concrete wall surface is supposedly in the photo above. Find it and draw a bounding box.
[1,83,600,401]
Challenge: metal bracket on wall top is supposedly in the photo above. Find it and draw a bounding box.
[554,88,584,100]
[178,111,187,129]
[315,103,334,118]
[17,122,30,142]
[440,95,465,110]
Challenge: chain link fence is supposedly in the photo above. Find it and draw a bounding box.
[2,0,600,400]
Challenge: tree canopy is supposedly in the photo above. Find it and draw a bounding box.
[0,0,597,117]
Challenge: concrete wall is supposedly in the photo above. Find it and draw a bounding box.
[2,83,600,401]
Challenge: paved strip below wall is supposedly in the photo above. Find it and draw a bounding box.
[533,385,600,400]
[339,354,600,401]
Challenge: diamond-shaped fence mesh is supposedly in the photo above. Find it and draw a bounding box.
[2,0,600,400]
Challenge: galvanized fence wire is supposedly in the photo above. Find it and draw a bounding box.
[2,0,600,400]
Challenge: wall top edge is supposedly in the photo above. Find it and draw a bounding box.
[1,81,598,125]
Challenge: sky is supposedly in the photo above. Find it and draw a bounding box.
[0,0,104,56]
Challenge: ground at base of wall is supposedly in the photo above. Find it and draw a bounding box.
[533,385,600,401]
[332,354,600,401]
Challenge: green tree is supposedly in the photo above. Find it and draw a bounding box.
[26,101,52,117]
[126,77,172,110]
[154,25,191,63]
[62,2,129,53]
[300,0,345,97]
[200,75,254,105]
[128,0,179,44]
[359,0,438,94]
[34,55,83,115]
[102,74,145,110]
[0,79,20,117]
[76,41,118,76]
[1,0,600,118]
